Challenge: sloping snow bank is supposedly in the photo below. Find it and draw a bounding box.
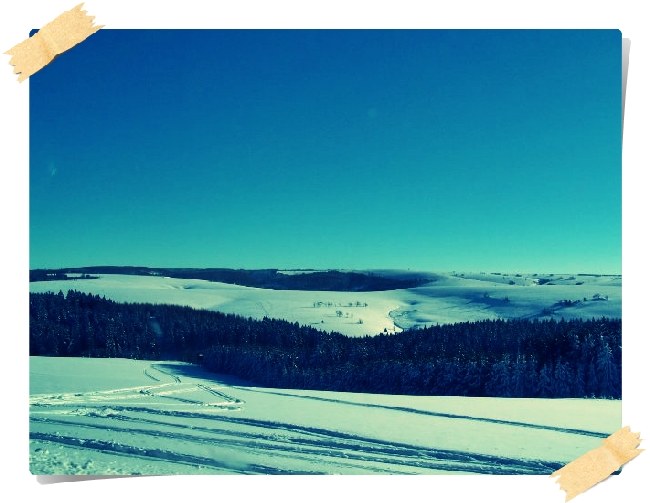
[30,357,621,475]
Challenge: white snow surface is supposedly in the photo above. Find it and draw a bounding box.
[30,272,622,336]
[30,357,621,475]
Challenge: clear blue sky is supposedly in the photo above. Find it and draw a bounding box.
[30,30,621,273]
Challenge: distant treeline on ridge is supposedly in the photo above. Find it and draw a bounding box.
[29,267,432,291]
[30,291,621,399]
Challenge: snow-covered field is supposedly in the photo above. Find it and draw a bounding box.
[29,271,623,475]
[30,357,620,475]
[30,272,622,336]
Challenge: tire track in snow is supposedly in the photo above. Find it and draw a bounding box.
[36,405,562,474]
[30,418,404,474]
[144,363,244,407]
[30,384,577,473]
[143,368,160,382]
[136,385,241,410]
[256,301,271,317]
[31,414,557,474]
[235,388,609,438]
[196,383,244,404]
[150,364,181,383]
[31,363,244,411]
[30,384,177,407]
[30,431,319,474]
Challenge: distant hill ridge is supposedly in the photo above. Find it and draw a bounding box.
[29,266,435,292]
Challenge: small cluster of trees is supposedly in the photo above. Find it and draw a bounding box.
[315,301,368,309]
[30,291,621,399]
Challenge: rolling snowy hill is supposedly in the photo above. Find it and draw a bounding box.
[30,271,621,337]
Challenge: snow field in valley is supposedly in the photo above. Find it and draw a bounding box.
[29,272,621,337]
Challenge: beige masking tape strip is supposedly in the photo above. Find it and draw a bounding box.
[5,3,102,82]
[551,427,643,501]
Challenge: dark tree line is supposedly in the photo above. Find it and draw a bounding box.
[30,291,621,399]
[30,267,432,291]
[30,270,98,282]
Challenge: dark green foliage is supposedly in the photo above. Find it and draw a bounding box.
[30,291,622,399]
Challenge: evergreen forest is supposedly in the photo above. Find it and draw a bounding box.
[30,290,621,399]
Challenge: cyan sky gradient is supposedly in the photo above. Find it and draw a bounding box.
[30,30,621,273]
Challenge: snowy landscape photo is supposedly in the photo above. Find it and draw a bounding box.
[29,29,622,475]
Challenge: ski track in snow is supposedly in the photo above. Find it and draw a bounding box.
[30,359,615,475]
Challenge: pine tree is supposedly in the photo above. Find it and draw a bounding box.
[596,337,616,398]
